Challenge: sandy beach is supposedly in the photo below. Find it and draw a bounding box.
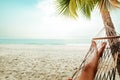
[0,44,120,80]
[0,44,89,80]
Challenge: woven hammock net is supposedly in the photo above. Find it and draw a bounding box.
[72,27,120,80]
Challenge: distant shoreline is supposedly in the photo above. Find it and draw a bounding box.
[0,39,90,45]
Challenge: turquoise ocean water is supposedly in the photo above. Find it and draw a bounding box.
[0,39,90,45]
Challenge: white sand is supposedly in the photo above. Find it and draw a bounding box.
[0,44,88,80]
[0,44,119,80]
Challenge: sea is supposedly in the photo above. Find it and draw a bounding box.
[0,39,90,45]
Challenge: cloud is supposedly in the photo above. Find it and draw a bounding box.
[36,0,56,16]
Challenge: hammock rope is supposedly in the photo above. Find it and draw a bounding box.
[71,27,120,80]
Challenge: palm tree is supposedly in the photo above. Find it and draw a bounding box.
[56,0,120,75]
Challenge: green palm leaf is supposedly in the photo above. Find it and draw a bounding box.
[79,0,97,18]
[69,0,78,18]
[56,0,120,18]
[57,0,78,18]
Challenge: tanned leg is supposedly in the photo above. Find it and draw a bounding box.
[76,41,106,80]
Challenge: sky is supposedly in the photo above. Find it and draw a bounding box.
[0,0,120,40]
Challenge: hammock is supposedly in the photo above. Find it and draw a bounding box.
[71,27,120,80]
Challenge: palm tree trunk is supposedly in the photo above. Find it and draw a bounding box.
[101,9,116,37]
[101,9,120,76]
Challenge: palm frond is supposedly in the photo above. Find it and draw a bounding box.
[69,0,78,18]
[56,0,78,18]
[56,0,120,18]
[79,0,98,18]
[56,0,99,18]
[56,0,70,16]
